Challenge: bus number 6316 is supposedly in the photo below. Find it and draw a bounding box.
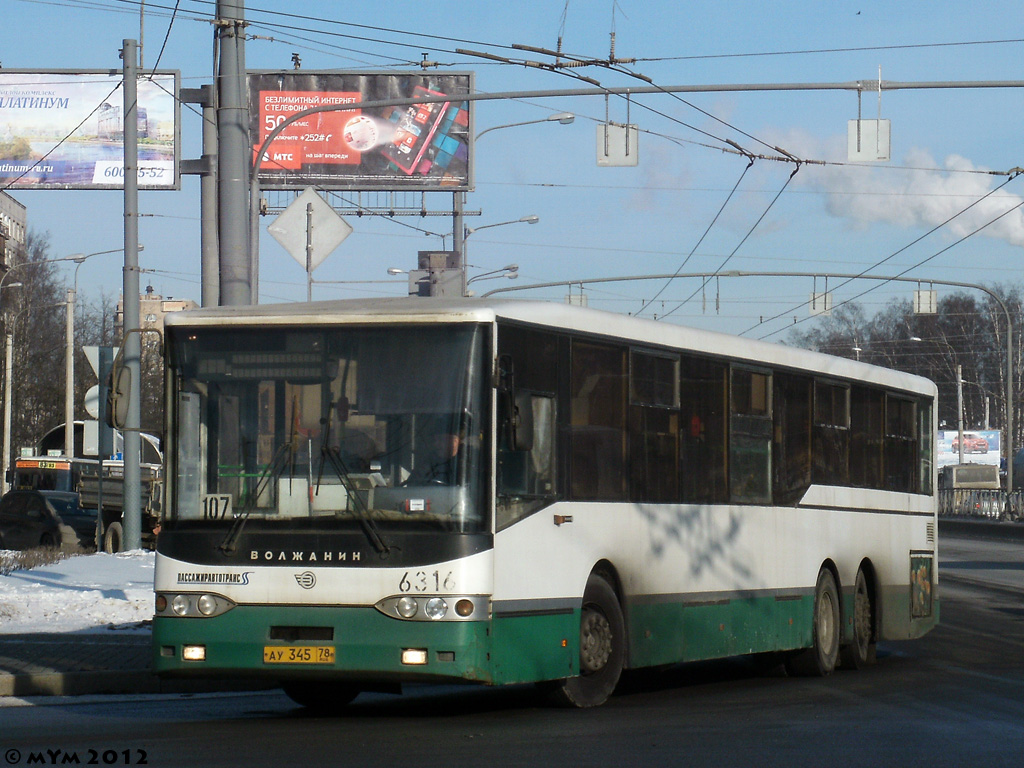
[400,570,455,592]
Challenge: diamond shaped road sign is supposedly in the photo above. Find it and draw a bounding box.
[268,187,353,272]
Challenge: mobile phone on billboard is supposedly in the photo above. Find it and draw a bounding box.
[380,86,450,175]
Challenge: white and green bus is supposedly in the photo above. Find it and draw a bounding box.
[153,297,938,708]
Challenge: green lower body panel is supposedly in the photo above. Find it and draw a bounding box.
[628,594,813,668]
[489,610,579,685]
[876,585,940,640]
[153,605,492,685]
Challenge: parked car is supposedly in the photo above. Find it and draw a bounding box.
[952,432,989,454]
[0,490,97,551]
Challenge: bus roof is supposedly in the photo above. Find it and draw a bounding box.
[165,297,935,397]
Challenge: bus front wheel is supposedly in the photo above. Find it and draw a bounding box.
[550,573,625,708]
[786,568,840,677]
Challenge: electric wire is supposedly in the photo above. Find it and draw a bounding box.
[658,163,802,320]
[635,157,754,315]
[742,172,1024,337]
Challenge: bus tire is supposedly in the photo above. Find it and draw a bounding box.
[39,532,57,549]
[282,682,360,710]
[786,568,840,677]
[550,573,625,708]
[104,522,123,554]
[840,568,876,669]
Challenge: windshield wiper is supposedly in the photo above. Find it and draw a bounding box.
[318,445,391,557]
[218,441,294,556]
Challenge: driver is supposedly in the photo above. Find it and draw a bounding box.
[405,429,461,485]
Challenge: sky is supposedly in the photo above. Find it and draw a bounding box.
[2,0,1022,340]
[0,550,153,633]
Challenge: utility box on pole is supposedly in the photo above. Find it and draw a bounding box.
[409,251,463,297]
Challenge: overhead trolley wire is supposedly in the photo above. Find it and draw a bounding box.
[742,170,1024,338]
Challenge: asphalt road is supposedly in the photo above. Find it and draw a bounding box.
[1,532,1022,768]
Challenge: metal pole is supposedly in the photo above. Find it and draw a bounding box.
[2,329,12,495]
[65,288,74,457]
[201,84,219,307]
[453,191,465,296]
[957,363,964,465]
[216,0,251,306]
[305,202,313,302]
[122,39,142,551]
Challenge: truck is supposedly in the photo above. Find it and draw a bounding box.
[8,423,163,552]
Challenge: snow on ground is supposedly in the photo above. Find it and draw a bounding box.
[0,551,154,634]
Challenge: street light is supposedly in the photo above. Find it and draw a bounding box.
[448,113,574,285]
[911,334,967,465]
[466,264,518,294]
[460,216,537,297]
[475,112,575,141]
[465,215,539,239]
[63,247,142,458]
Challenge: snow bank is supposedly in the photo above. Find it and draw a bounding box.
[0,550,154,634]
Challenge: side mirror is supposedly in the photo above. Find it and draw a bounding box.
[512,391,534,452]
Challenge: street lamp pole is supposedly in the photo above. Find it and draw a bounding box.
[0,282,22,495]
[461,217,537,296]
[61,247,139,459]
[911,334,967,465]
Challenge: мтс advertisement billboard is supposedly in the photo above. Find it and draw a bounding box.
[249,71,473,192]
[0,71,179,190]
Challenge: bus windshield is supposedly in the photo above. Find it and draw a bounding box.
[167,323,489,533]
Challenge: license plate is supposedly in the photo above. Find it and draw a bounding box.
[263,645,336,665]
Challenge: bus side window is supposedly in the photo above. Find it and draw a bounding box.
[730,367,772,504]
[497,393,556,530]
[569,340,627,501]
[680,356,728,503]
[773,374,812,505]
[811,380,850,488]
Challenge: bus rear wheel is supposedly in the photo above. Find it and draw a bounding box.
[786,568,840,677]
[840,568,876,669]
[282,682,360,711]
[550,573,625,708]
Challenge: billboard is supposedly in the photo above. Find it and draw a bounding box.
[937,429,1001,468]
[0,71,179,190]
[249,71,473,192]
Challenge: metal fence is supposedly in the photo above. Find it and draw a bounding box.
[938,489,1024,521]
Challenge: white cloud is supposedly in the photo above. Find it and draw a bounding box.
[781,130,1024,247]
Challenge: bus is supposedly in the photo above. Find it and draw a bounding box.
[152,297,938,708]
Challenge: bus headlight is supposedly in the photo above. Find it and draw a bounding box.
[424,597,448,620]
[397,596,418,618]
[376,595,487,622]
[171,595,190,616]
[156,592,235,618]
[197,594,219,616]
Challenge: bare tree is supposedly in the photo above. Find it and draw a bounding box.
[1,231,67,456]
